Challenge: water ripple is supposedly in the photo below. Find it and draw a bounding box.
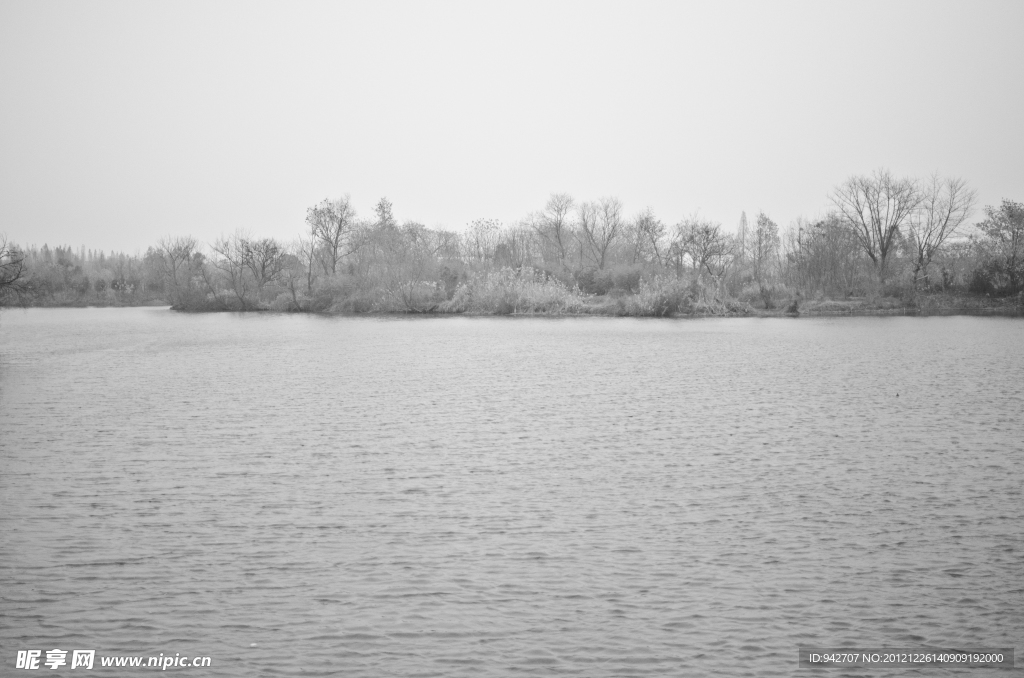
[1,309,1022,676]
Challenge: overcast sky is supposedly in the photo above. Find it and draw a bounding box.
[1,0,1022,253]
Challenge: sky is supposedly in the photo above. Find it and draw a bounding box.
[1,0,1022,254]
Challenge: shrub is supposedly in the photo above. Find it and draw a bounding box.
[736,283,762,306]
[270,292,297,312]
[610,264,643,294]
[308,275,358,312]
[438,267,585,314]
[575,268,611,295]
[439,265,461,300]
[623,276,693,316]
[969,260,1019,296]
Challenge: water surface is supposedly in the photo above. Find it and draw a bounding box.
[1,308,1022,675]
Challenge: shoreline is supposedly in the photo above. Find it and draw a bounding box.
[6,294,1022,319]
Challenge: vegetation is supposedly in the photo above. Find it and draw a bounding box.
[0,235,25,302]
[3,171,1023,317]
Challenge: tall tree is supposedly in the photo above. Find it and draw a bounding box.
[243,238,285,293]
[677,218,733,277]
[630,208,667,266]
[532,193,575,272]
[975,199,1024,295]
[579,197,623,269]
[905,175,976,286]
[783,215,863,296]
[156,236,206,307]
[751,212,781,307]
[737,211,749,261]
[306,195,357,275]
[375,197,396,229]
[464,218,501,263]
[0,235,25,300]
[212,232,256,309]
[751,212,781,285]
[830,168,921,283]
[296,233,319,293]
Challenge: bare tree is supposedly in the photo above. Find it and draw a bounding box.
[751,212,781,284]
[0,235,26,300]
[157,236,198,288]
[277,244,309,311]
[580,197,623,269]
[494,225,534,270]
[296,233,319,293]
[736,211,749,262]
[212,232,256,309]
[783,215,864,297]
[830,168,922,282]
[306,195,358,275]
[629,208,667,266]
[906,175,977,286]
[750,212,781,307]
[432,229,463,262]
[375,197,396,229]
[532,193,575,271]
[463,218,501,264]
[678,218,733,277]
[368,221,443,312]
[243,238,284,293]
[156,236,206,307]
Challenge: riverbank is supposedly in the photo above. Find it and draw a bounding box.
[734,293,1022,318]
[5,291,1022,318]
[1,298,169,309]
[791,294,1023,317]
[551,292,1021,318]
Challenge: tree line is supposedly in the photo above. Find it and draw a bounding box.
[2,169,1022,315]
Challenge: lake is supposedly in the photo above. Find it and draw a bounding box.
[1,308,1022,676]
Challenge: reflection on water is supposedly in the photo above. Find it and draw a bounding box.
[1,308,1022,676]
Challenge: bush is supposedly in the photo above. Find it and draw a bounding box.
[572,265,643,295]
[308,275,357,312]
[737,283,762,306]
[377,280,444,312]
[969,260,1020,296]
[439,265,461,300]
[611,265,643,294]
[329,293,376,313]
[575,268,611,295]
[270,292,302,312]
[623,276,693,316]
[439,267,585,314]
